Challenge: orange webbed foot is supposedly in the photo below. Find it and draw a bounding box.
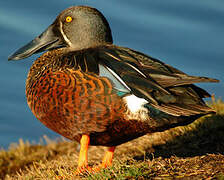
[75,165,93,175]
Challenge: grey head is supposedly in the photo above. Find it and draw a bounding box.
[8,6,113,60]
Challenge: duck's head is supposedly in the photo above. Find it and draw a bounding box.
[8,6,113,60]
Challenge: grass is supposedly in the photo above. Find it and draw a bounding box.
[1,98,224,179]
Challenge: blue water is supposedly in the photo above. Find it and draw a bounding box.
[1,0,224,149]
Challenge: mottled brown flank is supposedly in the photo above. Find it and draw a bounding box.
[26,49,127,145]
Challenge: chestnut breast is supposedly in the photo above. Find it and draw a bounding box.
[26,49,125,141]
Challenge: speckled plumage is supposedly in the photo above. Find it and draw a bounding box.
[25,44,216,146]
[26,48,125,145]
[9,6,219,173]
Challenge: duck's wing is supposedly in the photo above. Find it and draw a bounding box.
[74,45,219,116]
[103,46,218,86]
[70,47,171,105]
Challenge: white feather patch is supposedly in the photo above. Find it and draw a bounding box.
[123,95,149,121]
[123,95,148,113]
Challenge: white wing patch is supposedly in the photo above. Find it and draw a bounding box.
[123,94,148,113]
[123,94,149,121]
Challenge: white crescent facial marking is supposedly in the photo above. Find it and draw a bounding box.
[59,21,72,47]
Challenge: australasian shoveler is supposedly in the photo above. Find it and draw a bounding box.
[8,6,219,174]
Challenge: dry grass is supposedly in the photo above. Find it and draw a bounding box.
[1,99,224,179]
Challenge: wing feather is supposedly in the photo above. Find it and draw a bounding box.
[73,45,218,116]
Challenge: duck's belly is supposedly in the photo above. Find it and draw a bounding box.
[26,70,128,143]
[88,119,150,146]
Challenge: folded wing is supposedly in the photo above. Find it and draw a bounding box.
[70,45,219,116]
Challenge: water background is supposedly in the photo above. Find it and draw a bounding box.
[1,0,224,149]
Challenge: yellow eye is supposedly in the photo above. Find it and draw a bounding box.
[65,16,72,23]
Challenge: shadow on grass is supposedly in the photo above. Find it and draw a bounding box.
[134,114,224,160]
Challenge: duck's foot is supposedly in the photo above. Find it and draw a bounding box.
[91,165,107,173]
[75,165,94,175]
[75,165,108,175]
[74,165,107,176]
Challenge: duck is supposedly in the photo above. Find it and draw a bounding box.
[8,6,219,174]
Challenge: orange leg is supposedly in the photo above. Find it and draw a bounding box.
[75,135,116,175]
[93,146,116,172]
[101,146,116,168]
[75,134,91,175]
